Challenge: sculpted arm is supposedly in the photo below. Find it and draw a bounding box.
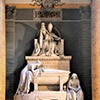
[39,30,43,49]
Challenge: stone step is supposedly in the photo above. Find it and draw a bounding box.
[14,91,67,100]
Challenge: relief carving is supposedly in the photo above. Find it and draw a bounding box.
[6,5,16,19]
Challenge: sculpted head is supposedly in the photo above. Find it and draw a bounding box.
[71,73,78,80]
[35,60,43,68]
[28,61,42,70]
[69,73,80,88]
[48,22,53,32]
[41,22,45,27]
[41,22,46,33]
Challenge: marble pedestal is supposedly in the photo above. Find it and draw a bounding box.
[25,56,71,91]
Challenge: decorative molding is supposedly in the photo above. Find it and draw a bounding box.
[6,4,89,9]
[6,5,16,19]
[25,56,72,61]
[30,0,62,8]
[79,5,91,14]
[33,9,62,19]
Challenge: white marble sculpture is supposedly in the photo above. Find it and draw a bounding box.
[15,60,70,96]
[47,22,61,56]
[15,61,43,95]
[39,22,52,56]
[32,39,40,56]
[32,22,62,56]
[67,73,84,100]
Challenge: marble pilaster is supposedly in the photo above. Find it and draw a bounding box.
[92,0,100,99]
[0,0,6,100]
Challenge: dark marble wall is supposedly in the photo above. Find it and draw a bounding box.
[6,7,91,100]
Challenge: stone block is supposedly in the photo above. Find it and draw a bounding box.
[14,91,67,100]
[25,56,72,71]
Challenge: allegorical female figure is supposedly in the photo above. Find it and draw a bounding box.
[15,61,43,95]
[67,73,84,100]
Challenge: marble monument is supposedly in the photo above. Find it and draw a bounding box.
[14,22,83,100]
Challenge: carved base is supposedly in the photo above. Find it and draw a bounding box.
[14,91,67,100]
[25,56,72,70]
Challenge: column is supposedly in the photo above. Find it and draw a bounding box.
[0,0,6,100]
[92,0,100,100]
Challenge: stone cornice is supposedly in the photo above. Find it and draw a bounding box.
[25,56,72,61]
[6,4,90,9]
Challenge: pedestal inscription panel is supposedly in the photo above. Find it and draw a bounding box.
[25,56,72,71]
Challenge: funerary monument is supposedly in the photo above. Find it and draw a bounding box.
[14,22,84,100]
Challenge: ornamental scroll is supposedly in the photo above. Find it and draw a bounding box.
[33,9,62,19]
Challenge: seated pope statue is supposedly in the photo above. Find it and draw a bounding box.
[32,22,61,56]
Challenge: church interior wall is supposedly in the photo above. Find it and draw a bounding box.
[6,7,91,100]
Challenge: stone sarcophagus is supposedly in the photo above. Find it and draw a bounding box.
[32,69,70,91]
